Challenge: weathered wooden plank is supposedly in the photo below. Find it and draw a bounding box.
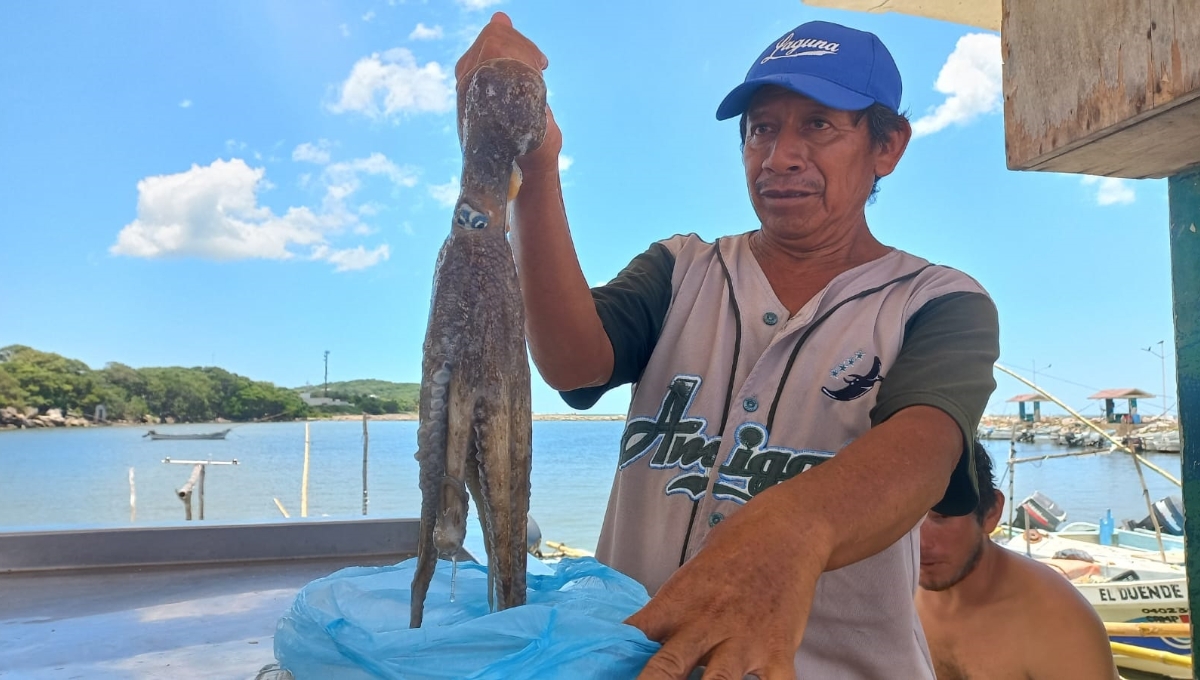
[1150,0,1200,105]
[1003,0,1200,178]
[800,0,1000,31]
[1025,93,1200,177]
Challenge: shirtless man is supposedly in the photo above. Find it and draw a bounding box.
[916,442,1118,679]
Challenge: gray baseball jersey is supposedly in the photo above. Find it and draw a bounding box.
[563,232,999,679]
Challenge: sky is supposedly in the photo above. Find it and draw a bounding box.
[0,0,1179,418]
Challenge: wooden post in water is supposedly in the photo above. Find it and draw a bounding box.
[129,467,136,523]
[178,464,202,521]
[301,421,311,518]
[199,463,206,521]
[362,412,369,516]
[163,456,237,521]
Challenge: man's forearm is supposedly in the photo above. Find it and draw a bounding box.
[510,165,614,391]
[769,405,962,572]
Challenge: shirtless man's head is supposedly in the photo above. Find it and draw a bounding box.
[916,442,1119,679]
[919,442,1001,591]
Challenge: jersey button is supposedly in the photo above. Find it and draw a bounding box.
[743,397,758,412]
[708,512,724,527]
[763,312,778,326]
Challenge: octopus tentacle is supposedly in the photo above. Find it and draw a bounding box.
[410,361,452,628]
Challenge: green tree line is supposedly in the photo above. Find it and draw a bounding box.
[300,379,421,415]
[0,345,309,422]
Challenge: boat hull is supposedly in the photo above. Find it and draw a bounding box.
[998,534,1191,678]
[145,429,231,441]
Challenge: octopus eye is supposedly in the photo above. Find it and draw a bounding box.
[454,206,470,227]
[469,214,488,230]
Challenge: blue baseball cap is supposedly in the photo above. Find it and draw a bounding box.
[716,21,902,120]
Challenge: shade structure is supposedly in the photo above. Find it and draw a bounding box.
[800,0,1000,32]
[1088,389,1157,401]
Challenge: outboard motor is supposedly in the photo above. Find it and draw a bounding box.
[1012,491,1067,532]
[1131,496,1185,536]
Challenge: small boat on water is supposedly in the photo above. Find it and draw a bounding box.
[143,428,231,441]
[1046,557,1190,678]
[1143,429,1182,453]
[997,485,1191,677]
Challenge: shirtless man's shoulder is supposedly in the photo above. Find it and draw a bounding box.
[918,545,1117,680]
[991,547,1117,678]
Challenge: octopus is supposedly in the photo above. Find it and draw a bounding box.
[409,58,545,628]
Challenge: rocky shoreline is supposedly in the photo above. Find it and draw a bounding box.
[0,407,93,429]
[0,407,628,431]
[0,406,217,430]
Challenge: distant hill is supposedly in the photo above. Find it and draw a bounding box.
[295,379,420,412]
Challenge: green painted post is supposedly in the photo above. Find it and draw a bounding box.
[1169,169,1200,671]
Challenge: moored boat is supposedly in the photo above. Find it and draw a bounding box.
[143,428,232,441]
[997,529,1190,677]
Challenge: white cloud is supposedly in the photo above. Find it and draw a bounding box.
[329,48,453,120]
[324,154,418,193]
[340,23,350,38]
[457,0,503,9]
[111,159,330,262]
[311,244,390,272]
[1081,176,1136,206]
[110,158,399,272]
[179,99,192,109]
[292,140,333,165]
[225,139,248,152]
[911,33,1002,138]
[362,10,375,22]
[558,154,574,172]
[429,177,460,207]
[317,153,419,228]
[409,23,444,40]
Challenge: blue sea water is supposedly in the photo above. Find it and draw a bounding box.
[0,421,1183,551]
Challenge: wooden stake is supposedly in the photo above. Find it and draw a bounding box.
[129,467,136,523]
[301,421,310,518]
[273,497,290,518]
[199,463,206,521]
[362,412,369,516]
[178,464,202,521]
[1105,621,1191,638]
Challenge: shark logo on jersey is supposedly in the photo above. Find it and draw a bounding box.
[821,355,884,401]
[619,375,832,502]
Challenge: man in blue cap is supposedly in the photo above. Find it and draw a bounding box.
[457,14,999,679]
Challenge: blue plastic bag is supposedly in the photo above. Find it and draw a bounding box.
[274,557,659,679]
